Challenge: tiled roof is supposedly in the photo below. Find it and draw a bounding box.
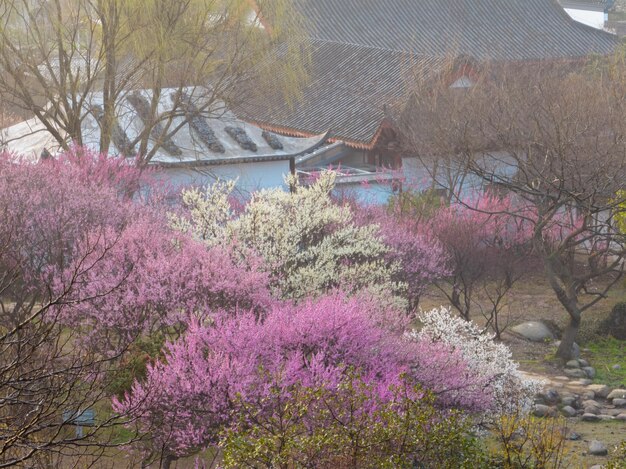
[1,87,329,164]
[239,0,618,148]
[238,40,447,148]
[294,0,618,61]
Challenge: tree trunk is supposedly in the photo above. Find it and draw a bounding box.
[161,455,175,469]
[556,314,580,361]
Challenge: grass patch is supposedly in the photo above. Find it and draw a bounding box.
[585,338,626,387]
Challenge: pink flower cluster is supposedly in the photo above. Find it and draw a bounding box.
[115,294,494,457]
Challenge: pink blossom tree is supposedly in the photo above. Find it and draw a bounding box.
[0,147,273,465]
[0,148,151,465]
[429,192,536,337]
[54,215,272,353]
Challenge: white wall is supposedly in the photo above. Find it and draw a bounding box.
[157,159,291,195]
[402,151,519,198]
[564,8,606,29]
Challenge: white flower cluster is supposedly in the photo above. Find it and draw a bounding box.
[409,307,542,415]
[171,172,405,302]
[169,179,236,247]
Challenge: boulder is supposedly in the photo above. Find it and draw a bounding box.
[616,413,626,421]
[603,301,626,340]
[607,389,626,400]
[588,440,608,456]
[560,405,577,417]
[565,360,580,368]
[511,321,555,342]
[578,358,589,367]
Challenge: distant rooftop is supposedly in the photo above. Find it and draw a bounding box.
[293,0,617,61]
[239,0,618,150]
[237,40,447,149]
[559,0,614,10]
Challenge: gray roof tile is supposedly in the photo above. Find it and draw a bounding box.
[238,40,447,147]
[239,0,618,147]
[294,0,617,61]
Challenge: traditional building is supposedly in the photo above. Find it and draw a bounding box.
[0,87,327,194]
[238,0,618,200]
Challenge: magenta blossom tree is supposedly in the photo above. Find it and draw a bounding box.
[115,294,496,465]
[353,204,448,311]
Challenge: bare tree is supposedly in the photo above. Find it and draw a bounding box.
[0,0,306,165]
[397,56,626,361]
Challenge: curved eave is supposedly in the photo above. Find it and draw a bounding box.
[152,131,330,169]
[241,119,382,150]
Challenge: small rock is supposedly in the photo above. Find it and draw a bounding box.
[616,413,626,421]
[582,391,596,400]
[561,405,577,417]
[589,466,604,469]
[612,364,622,371]
[564,368,587,379]
[533,404,554,417]
[554,341,581,359]
[607,389,626,400]
[566,360,580,368]
[613,398,626,407]
[582,366,596,379]
[582,399,601,409]
[566,431,582,441]
[538,389,561,405]
[584,406,601,415]
[588,384,611,399]
[589,440,608,456]
[561,396,577,407]
[582,413,601,421]
[571,379,593,386]
[598,414,615,421]
[578,358,589,367]
[511,321,555,342]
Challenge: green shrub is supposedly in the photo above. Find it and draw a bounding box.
[107,333,166,398]
[221,378,483,469]
[606,441,626,469]
[387,188,447,220]
[488,412,574,469]
[586,337,626,387]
